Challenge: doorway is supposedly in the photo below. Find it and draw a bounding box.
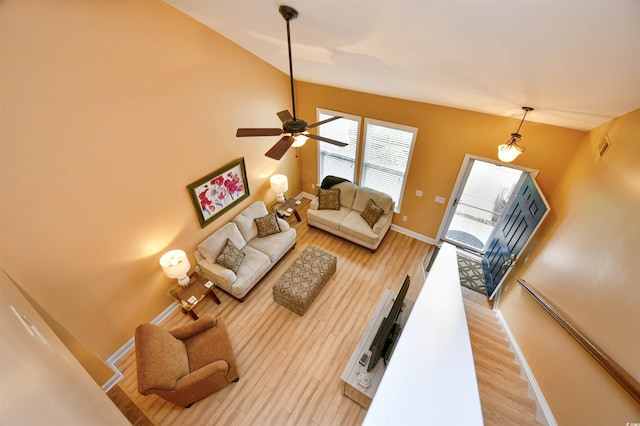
[440,157,525,254]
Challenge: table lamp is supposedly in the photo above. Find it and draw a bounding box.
[270,174,288,203]
[159,249,191,287]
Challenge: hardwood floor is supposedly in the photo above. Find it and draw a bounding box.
[112,198,539,425]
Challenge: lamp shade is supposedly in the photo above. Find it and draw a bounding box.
[497,144,523,162]
[291,133,308,147]
[270,174,288,202]
[159,249,191,286]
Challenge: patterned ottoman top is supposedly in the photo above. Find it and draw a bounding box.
[274,246,336,297]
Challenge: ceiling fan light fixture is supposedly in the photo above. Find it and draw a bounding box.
[291,132,308,147]
[498,107,533,163]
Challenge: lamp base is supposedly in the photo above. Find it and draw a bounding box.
[177,275,190,287]
[276,193,286,203]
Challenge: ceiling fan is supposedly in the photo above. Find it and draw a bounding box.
[236,5,347,160]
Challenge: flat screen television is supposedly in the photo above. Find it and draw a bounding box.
[367,275,410,372]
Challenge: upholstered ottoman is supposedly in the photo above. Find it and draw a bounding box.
[273,246,337,316]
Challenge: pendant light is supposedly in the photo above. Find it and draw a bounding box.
[498,107,534,162]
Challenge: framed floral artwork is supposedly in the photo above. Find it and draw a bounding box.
[187,158,250,227]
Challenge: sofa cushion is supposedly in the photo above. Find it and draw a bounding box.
[331,181,358,209]
[352,186,394,214]
[254,212,281,237]
[318,188,341,210]
[197,223,246,264]
[360,198,384,227]
[307,206,350,231]
[247,228,296,263]
[232,245,271,296]
[233,201,270,242]
[215,238,245,274]
[340,211,380,247]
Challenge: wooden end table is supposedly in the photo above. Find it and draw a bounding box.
[170,272,221,320]
[271,197,302,222]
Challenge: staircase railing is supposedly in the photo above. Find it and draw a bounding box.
[516,278,640,404]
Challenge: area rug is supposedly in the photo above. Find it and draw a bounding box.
[446,230,484,250]
[456,253,487,296]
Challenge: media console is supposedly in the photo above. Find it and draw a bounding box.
[340,289,414,408]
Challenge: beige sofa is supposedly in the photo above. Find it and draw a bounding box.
[194,201,296,301]
[307,181,394,252]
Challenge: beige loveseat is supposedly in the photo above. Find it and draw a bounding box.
[307,181,394,252]
[194,201,296,301]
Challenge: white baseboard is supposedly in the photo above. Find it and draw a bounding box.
[390,224,437,245]
[102,301,179,391]
[300,191,315,199]
[496,310,557,426]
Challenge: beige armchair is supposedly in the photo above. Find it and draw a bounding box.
[135,316,239,407]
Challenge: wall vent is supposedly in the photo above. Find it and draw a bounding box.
[598,134,611,159]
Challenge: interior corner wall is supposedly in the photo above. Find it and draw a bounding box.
[498,109,640,423]
[0,0,296,365]
[295,82,585,239]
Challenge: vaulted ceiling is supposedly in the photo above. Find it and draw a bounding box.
[165,0,640,131]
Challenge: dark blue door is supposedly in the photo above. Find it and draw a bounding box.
[482,174,548,299]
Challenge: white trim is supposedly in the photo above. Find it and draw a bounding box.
[301,191,316,199]
[390,224,437,245]
[496,310,557,426]
[101,301,179,391]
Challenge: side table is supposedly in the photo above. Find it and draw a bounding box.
[271,197,302,222]
[170,272,221,320]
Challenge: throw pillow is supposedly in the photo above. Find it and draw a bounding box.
[360,198,384,228]
[318,188,340,210]
[215,238,245,274]
[254,212,281,237]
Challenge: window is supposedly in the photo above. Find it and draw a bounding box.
[360,119,417,213]
[317,108,360,182]
[316,109,417,213]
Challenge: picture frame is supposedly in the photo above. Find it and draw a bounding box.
[187,158,250,228]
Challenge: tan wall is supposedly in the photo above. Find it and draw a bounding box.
[296,83,584,238]
[499,109,640,423]
[0,0,298,365]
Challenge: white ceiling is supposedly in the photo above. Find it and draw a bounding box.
[165,0,640,131]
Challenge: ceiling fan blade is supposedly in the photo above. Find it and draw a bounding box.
[307,115,342,129]
[306,133,348,147]
[265,135,295,160]
[236,128,283,137]
[277,110,293,123]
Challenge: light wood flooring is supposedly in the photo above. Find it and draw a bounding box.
[112,198,539,425]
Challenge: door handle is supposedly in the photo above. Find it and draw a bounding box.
[501,253,516,271]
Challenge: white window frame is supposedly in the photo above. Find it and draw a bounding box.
[316,108,361,184]
[360,118,417,213]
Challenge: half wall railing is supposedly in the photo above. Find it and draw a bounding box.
[516,278,640,404]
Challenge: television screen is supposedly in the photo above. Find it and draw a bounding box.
[367,275,410,372]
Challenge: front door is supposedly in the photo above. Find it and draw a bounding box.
[440,157,525,253]
[482,174,549,299]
